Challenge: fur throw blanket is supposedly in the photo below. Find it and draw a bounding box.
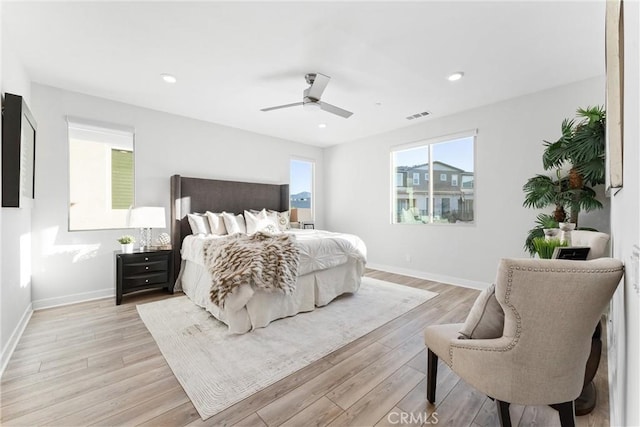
[203,232,300,308]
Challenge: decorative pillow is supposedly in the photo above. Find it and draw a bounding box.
[268,210,291,232]
[221,212,247,235]
[245,210,281,235]
[244,209,267,235]
[458,284,505,339]
[205,211,227,235]
[187,213,211,235]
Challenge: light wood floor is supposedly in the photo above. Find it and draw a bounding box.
[1,269,610,427]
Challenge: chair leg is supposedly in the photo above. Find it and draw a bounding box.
[496,400,512,427]
[550,401,576,427]
[426,348,438,404]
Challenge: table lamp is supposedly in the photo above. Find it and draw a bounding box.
[128,206,166,251]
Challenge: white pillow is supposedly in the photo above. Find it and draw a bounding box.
[244,209,281,235]
[221,212,246,235]
[244,209,266,234]
[187,213,211,235]
[268,210,291,231]
[205,211,227,235]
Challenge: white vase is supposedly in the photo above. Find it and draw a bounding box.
[558,222,576,245]
[121,243,134,254]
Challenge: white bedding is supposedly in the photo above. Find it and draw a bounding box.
[176,229,367,333]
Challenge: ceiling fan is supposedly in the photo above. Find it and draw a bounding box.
[260,73,353,118]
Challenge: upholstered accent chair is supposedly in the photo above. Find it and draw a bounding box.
[424,258,623,427]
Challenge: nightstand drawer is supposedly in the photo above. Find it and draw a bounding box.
[123,253,166,264]
[124,260,167,276]
[123,272,168,289]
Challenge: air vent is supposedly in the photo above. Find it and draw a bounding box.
[405,111,431,120]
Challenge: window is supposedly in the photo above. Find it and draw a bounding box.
[413,172,420,185]
[391,132,475,224]
[290,159,314,222]
[68,118,135,230]
[396,173,404,187]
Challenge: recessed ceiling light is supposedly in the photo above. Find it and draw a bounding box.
[375,101,383,106]
[447,72,464,82]
[318,123,327,128]
[161,73,177,83]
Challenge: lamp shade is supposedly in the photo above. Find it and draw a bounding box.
[128,206,166,228]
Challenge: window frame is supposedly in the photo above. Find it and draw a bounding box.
[289,157,315,222]
[390,130,477,225]
[67,116,136,231]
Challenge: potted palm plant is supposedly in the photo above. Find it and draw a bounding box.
[522,106,606,255]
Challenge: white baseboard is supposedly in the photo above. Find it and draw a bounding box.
[1,302,33,375]
[367,263,489,290]
[32,288,114,310]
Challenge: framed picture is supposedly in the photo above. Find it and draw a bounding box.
[605,0,624,190]
[552,247,591,261]
[2,93,37,207]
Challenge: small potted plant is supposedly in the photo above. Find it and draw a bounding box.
[532,237,568,259]
[117,235,135,253]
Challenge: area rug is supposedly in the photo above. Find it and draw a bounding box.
[136,277,437,420]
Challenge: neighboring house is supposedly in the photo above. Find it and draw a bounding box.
[395,161,474,222]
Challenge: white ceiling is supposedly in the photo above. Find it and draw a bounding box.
[3,1,605,147]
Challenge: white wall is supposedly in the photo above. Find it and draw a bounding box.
[1,28,34,370]
[325,77,607,288]
[608,2,640,425]
[29,84,323,307]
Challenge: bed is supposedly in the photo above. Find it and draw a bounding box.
[170,175,367,334]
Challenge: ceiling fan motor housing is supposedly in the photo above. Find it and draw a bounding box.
[305,73,317,85]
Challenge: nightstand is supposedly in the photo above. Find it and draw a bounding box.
[115,249,174,305]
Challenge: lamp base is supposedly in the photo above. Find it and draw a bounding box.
[139,228,152,251]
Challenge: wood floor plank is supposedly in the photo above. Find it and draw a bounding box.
[279,396,343,427]
[471,397,525,427]
[0,269,611,427]
[326,334,424,410]
[137,401,201,427]
[52,374,181,426]
[326,365,425,427]
[231,413,269,427]
[1,355,166,419]
[89,382,189,426]
[428,379,487,426]
[257,342,389,426]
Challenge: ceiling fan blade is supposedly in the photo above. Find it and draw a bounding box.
[307,73,330,100]
[260,102,304,112]
[319,101,353,118]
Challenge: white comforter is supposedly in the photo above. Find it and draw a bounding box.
[178,229,367,333]
[181,229,367,273]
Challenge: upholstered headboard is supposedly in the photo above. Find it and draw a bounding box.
[170,174,289,279]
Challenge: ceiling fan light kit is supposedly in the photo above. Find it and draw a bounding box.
[261,73,353,118]
[447,71,464,81]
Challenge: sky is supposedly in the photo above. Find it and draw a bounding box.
[393,136,474,172]
[290,159,313,195]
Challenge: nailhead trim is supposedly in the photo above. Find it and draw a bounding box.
[450,262,624,365]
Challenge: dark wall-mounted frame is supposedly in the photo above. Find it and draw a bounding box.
[2,93,37,207]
